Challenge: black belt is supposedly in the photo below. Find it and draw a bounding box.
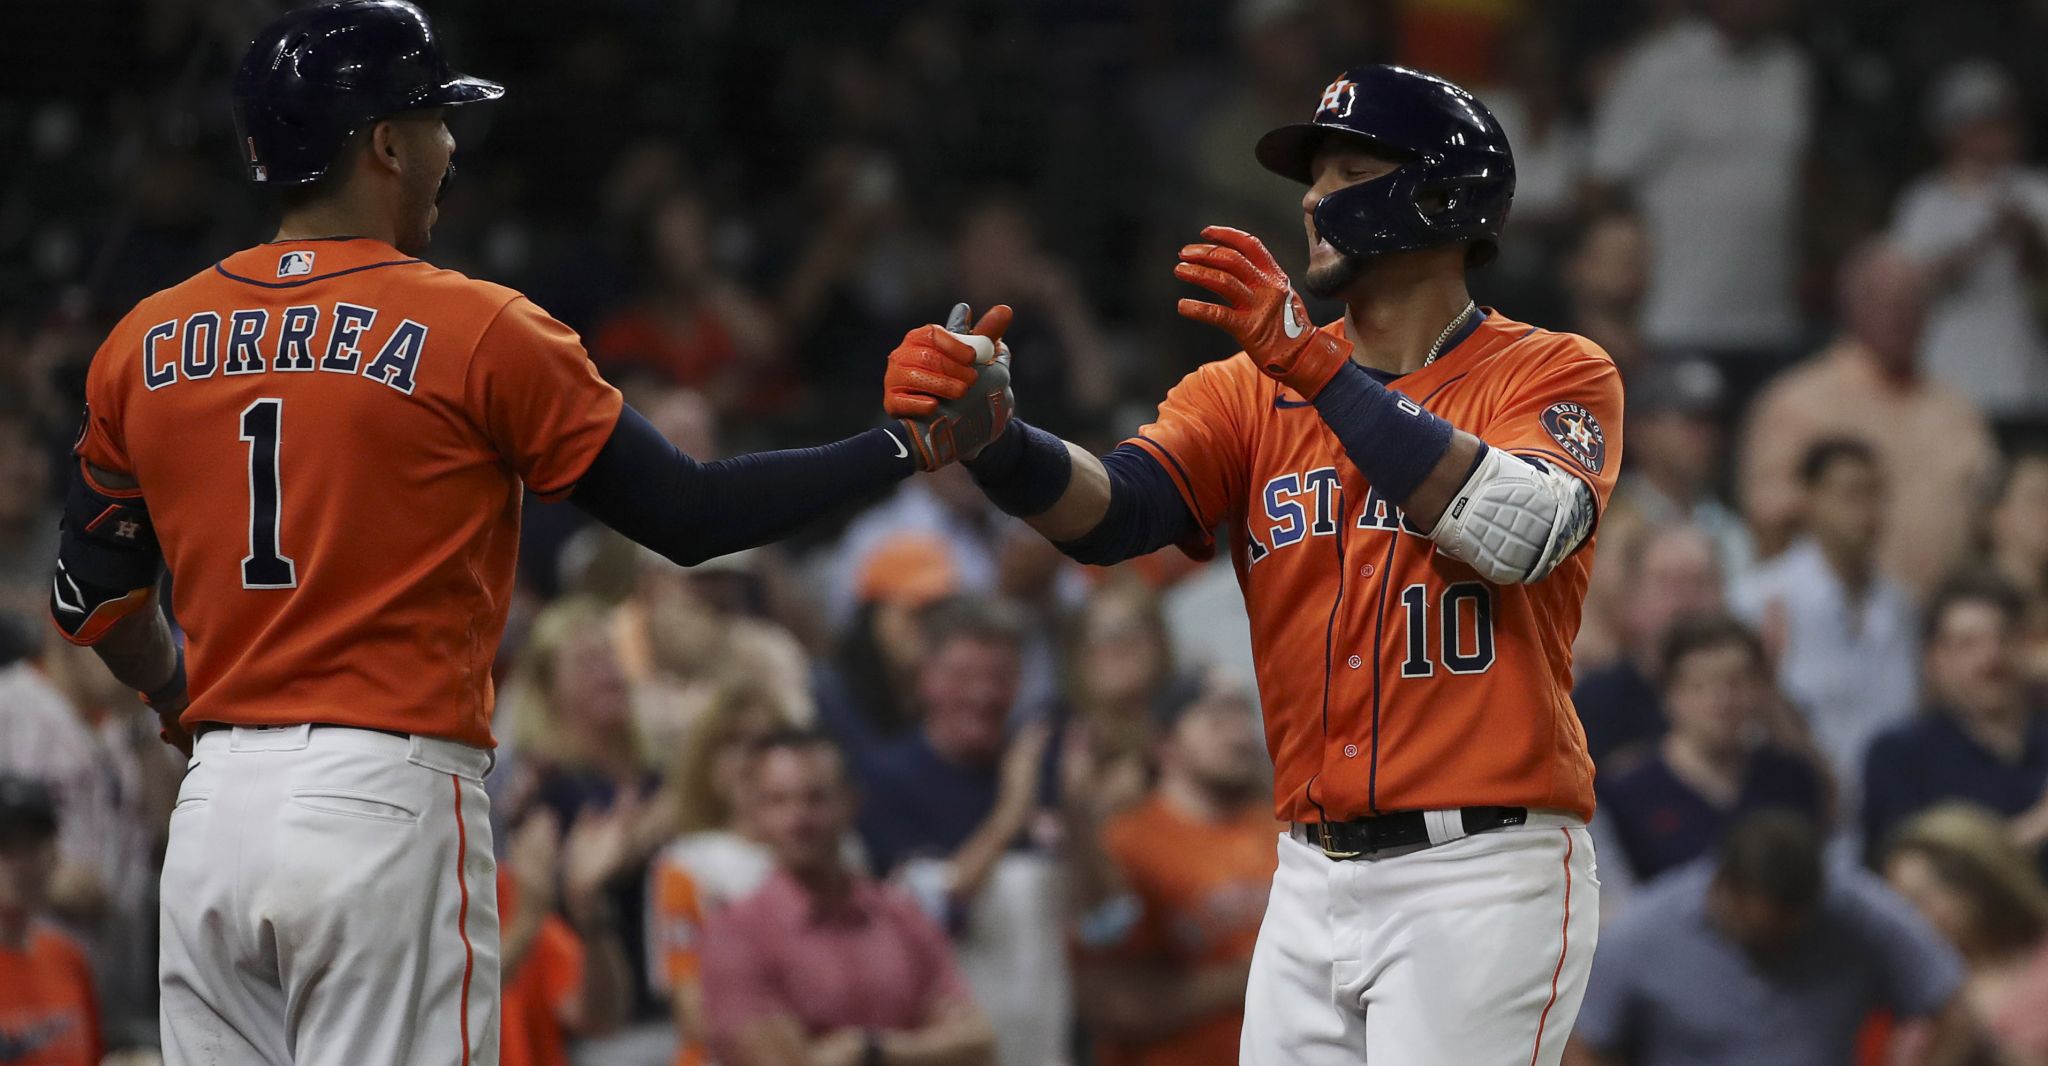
[193,722,412,741]
[1294,805,1527,860]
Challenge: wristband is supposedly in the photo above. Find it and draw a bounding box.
[964,419,1072,517]
[1311,362,1454,503]
[143,645,188,709]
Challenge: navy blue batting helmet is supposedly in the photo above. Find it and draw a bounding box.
[232,0,504,186]
[1255,66,1514,266]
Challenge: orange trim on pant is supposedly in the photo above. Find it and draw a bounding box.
[452,774,474,1066]
[1528,828,1574,1066]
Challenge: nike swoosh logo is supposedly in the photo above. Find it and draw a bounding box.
[1281,290,1306,339]
[888,431,910,460]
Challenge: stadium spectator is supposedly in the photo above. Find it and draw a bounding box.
[648,683,792,1058]
[701,730,996,1066]
[1566,811,1974,1066]
[941,191,1117,430]
[613,548,814,759]
[1597,616,1825,884]
[1065,679,1273,1066]
[1573,523,1724,766]
[1891,60,2048,421]
[1603,358,1754,584]
[816,533,961,753]
[1188,0,1326,259]
[498,808,634,1066]
[1070,581,1200,782]
[0,775,101,1066]
[1986,452,2048,684]
[1864,573,2048,866]
[1557,207,1649,371]
[590,190,782,410]
[1734,438,1917,814]
[825,467,1012,628]
[0,403,55,636]
[852,596,1071,1066]
[1587,0,1811,386]
[1740,244,1997,587]
[1885,804,2048,1063]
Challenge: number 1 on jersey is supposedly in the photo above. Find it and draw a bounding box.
[239,398,298,589]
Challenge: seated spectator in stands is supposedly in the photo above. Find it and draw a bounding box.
[1886,803,2048,1063]
[941,191,1116,430]
[1986,452,2048,686]
[1604,358,1753,584]
[0,776,101,1066]
[1574,523,1723,766]
[1865,573,2048,865]
[589,190,781,409]
[816,533,960,753]
[853,596,1070,1066]
[1566,811,1974,1066]
[1066,680,1274,1066]
[0,402,53,635]
[1891,60,2048,422]
[1740,244,1997,586]
[649,682,792,1058]
[1557,208,1648,371]
[1734,438,1917,814]
[701,731,995,1066]
[498,809,633,1066]
[1071,580,1202,784]
[1599,616,1825,884]
[614,547,814,759]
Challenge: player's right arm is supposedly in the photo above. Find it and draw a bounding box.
[471,297,1011,568]
[50,358,189,752]
[883,326,1245,567]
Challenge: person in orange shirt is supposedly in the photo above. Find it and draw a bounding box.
[885,65,1615,1065]
[0,777,101,1066]
[47,3,1010,1063]
[1066,682,1276,1066]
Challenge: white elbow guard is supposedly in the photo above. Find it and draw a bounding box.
[1426,447,1596,584]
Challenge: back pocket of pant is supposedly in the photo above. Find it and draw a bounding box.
[289,787,419,824]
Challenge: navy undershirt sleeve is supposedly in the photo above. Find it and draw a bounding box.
[570,404,916,567]
[1055,443,1200,566]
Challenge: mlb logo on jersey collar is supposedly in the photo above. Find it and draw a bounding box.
[277,251,315,279]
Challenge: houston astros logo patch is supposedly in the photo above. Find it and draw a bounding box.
[1541,402,1605,474]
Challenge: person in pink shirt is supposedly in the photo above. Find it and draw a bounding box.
[701,730,996,1066]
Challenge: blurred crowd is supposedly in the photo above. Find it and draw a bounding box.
[15,0,2048,1063]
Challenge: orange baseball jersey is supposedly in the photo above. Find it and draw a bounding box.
[498,870,585,1066]
[71,237,622,747]
[1128,310,1620,823]
[648,858,713,1066]
[0,924,102,1066]
[1089,796,1277,1066]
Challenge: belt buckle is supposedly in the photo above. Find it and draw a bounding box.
[1319,823,1367,860]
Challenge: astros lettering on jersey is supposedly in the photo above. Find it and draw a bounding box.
[73,237,623,747]
[1128,311,1621,823]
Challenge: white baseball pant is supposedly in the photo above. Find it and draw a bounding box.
[1240,812,1598,1065]
[159,724,500,1066]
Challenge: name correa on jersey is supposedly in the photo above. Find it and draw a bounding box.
[139,303,428,396]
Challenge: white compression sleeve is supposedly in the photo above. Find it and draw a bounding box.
[1425,447,1595,585]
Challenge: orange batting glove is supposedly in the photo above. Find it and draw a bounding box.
[1175,225,1352,400]
[883,303,1016,471]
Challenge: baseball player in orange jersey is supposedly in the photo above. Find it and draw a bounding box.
[47,3,1012,1063]
[885,65,1619,1063]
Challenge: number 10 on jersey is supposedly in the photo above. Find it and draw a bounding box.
[239,398,298,589]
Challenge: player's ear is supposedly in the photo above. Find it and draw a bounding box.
[368,119,406,177]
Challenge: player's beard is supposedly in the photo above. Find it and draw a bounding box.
[392,165,447,257]
[1301,253,1368,300]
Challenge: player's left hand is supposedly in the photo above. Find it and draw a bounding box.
[1175,225,1352,399]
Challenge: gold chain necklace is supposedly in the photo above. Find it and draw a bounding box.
[1421,300,1479,368]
